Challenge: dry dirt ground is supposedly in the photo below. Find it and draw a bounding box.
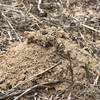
[0,0,100,100]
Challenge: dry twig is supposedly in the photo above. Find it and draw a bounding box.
[67,50,74,82]
[13,80,64,100]
[1,12,22,42]
[37,0,44,13]
[67,92,71,100]
[0,80,64,100]
[72,16,100,33]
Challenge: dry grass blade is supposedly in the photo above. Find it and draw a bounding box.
[93,75,99,86]
[0,90,22,100]
[1,12,22,42]
[67,51,74,82]
[0,80,64,100]
[67,92,71,100]
[72,16,100,33]
[1,12,13,40]
[13,85,41,100]
[13,80,64,100]
[38,0,44,13]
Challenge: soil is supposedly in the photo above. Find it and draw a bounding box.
[0,0,100,100]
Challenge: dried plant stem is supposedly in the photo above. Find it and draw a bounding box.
[66,0,70,8]
[13,80,64,100]
[67,51,74,82]
[2,12,21,42]
[38,0,44,13]
[93,75,99,86]
[72,16,100,33]
[67,92,72,100]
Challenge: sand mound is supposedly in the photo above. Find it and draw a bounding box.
[0,27,97,91]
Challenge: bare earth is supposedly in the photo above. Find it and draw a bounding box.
[0,0,100,100]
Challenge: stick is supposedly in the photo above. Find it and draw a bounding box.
[13,80,64,100]
[67,51,74,82]
[0,90,22,100]
[37,0,44,13]
[0,80,64,100]
[2,12,22,42]
[67,92,71,100]
[13,85,42,100]
[72,16,100,33]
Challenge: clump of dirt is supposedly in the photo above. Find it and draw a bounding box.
[0,26,97,91]
[25,26,66,47]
